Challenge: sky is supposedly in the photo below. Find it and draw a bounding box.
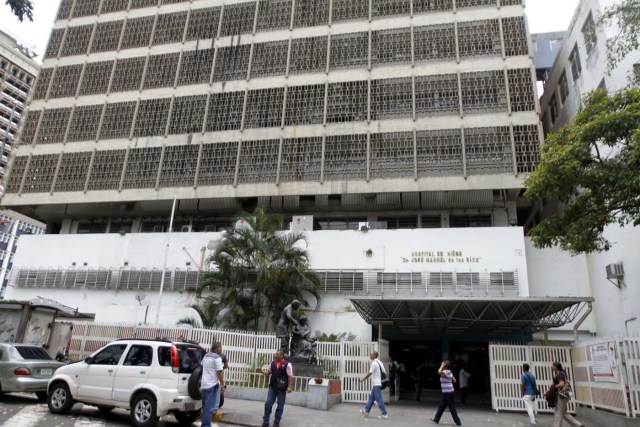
[1,0,581,63]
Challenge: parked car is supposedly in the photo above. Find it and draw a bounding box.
[47,338,205,427]
[0,343,64,400]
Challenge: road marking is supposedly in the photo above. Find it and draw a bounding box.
[0,404,47,427]
[74,416,106,426]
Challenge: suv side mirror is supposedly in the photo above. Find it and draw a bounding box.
[85,356,94,364]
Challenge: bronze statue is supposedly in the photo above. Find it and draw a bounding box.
[276,300,300,353]
[290,315,317,363]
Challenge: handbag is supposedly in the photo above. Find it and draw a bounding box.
[376,361,390,390]
[558,381,573,400]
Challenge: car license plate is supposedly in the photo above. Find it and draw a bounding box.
[41,368,53,376]
[185,402,195,411]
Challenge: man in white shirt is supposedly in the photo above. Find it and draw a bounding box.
[201,342,224,427]
[359,351,389,419]
[459,365,471,404]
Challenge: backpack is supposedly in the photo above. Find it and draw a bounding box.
[375,361,389,390]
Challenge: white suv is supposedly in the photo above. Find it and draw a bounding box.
[47,338,205,426]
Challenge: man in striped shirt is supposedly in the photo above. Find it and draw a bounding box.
[431,360,462,426]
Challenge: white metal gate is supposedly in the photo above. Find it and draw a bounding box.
[489,343,575,414]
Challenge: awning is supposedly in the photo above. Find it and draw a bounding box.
[350,297,593,335]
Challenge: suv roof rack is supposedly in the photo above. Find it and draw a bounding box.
[115,338,172,343]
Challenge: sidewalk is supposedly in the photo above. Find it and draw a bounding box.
[217,397,594,427]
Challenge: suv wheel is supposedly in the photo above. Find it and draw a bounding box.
[131,392,158,427]
[187,365,203,400]
[174,409,201,425]
[48,382,74,414]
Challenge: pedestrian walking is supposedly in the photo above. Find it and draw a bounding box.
[411,363,424,401]
[520,363,537,427]
[261,350,293,427]
[388,356,399,397]
[201,342,225,427]
[359,351,389,419]
[547,362,584,427]
[431,360,462,426]
[459,365,471,405]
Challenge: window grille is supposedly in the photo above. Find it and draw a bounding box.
[168,95,207,134]
[44,29,65,59]
[250,40,289,78]
[54,152,93,192]
[280,137,322,183]
[371,28,412,67]
[379,216,418,229]
[370,132,414,179]
[91,21,124,53]
[569,43,581,81]
[100,101,137,140]
[219,2,256,37]
[5,156,28,193]
[60,25,94,57]
[460,70,507,114]
[490,271,515,286]
[178,49,214,86]
[500,0,522,5]
[133,98,171,137]
[326,81,368,123]
[87,150,127,191]
[284,84,326,126]
[549,93,558,124]
[101,0,130,14]
[79,61,115,96]
[130,0,158,9]
[558,71,569,105]
[143,52,180,90]
[507,68,535,113]
[331,0,369,23]
[213,44,251,82]
[329,32,369,71]
[31,68,53,100]
[370,78,413,120]
[56,0,74,19]
[36,108,72,144]
[414,74,459,117]
[428,272,453,287]
[160,0,188,5]
[293,0,330,28]
[457,19,502,59]
[416,129,463,177]
[186,7,221,41]
[67,104,104,142]
[121,16,155,50]
[413,0,453,13]
[421,216,442,228]
[464,126,513,175]
[122,147,163,189]
[513,125,540,173]
[22,154,59,193]
[197,142,239,186]
[371,0,410,19]
[256,0,292,31]
[289,36,328,75]
[158,144,200,188]
[206,91,245,131]
[244,87,285,128]
[110,57,147,93]
[237,139,280,184]
[456,272,480,288]
[581,12,597,54]
[456,0,496,9]
[414,24,456,63]
[324,134,367,180]
[153,12,188,45]
[72,0,101,17]
[18,110,40,145]
[502,16,528,57]
[49,65,83,99]
[452,215,492,228]
[314,218,366,230]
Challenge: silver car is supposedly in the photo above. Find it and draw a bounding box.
[0,343,64,400]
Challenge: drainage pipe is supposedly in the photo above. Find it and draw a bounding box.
[573,302,593,342]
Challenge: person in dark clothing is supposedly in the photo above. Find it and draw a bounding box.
[261,350,293,427]
[547,361,583,427]
[388,356,399,397]
[431,360,462,426]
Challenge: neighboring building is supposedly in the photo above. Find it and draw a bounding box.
[1,0,601,357]
[532,32,565,82]
[0,209,45,298]
[536,0,640,338]
[0,30,39,181]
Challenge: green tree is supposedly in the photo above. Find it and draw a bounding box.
[599,0,640,69]
[195,208,321,331]
[525,87,640,253]
[5,0,34,22]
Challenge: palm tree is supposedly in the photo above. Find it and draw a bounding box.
[195,208,321,331]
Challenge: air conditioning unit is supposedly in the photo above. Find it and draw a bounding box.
[606,263,624,279]
[181,225,192,233]
[358,222,370,231]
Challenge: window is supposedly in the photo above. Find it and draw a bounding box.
[549,93,558,124]
[378,216,418,229]
[421,216,442,228]
[92,344,128,365]
[633,63,640,83]
[450,215,492,227]
[559,71,569,104]
[569,43,582,81]
[581,12,597,54]
[123,345,153,366]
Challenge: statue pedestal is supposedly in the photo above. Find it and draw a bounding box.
[308,378,341,411]
[289,356,323,378]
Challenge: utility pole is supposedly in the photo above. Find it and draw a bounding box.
[154,196,177,327]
